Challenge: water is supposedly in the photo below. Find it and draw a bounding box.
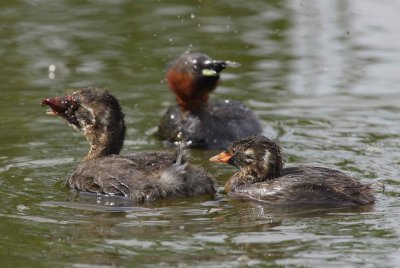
[1,0,399,267]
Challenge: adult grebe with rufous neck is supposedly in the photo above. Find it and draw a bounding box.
[158,52,263,149]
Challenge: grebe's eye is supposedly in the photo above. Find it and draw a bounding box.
[192,63,201,72]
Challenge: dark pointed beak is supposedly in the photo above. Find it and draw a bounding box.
[212,60,240,72]
[209,151,233,163]
[202,60,241,76]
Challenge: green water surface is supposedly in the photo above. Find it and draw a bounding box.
[0,0,399,267]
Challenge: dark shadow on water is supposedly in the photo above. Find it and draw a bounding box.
[40,190,217,212]
[215,197,375,231]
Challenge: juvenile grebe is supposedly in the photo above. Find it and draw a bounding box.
[42,87,215,203]
[210,135,375,206]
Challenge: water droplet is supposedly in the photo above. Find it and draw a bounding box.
[48,64,56,79]
[17,204,29,211]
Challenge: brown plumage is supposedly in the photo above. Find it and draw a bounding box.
[210,135,375,206]
[42,87,215,203]
[158,52,263,149]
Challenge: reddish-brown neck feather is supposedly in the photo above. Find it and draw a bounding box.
[166,69,218,113]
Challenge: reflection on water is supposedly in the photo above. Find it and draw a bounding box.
[0,0,400,267]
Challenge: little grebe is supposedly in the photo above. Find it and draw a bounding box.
[158,52,263,149]
[42,87,215,203]
[210,135,375,206]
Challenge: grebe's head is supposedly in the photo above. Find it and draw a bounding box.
[210,135,283,180]
[42,87,125,159]
[166,52,239,112]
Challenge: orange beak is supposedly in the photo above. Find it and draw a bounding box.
[209,151,233,163]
